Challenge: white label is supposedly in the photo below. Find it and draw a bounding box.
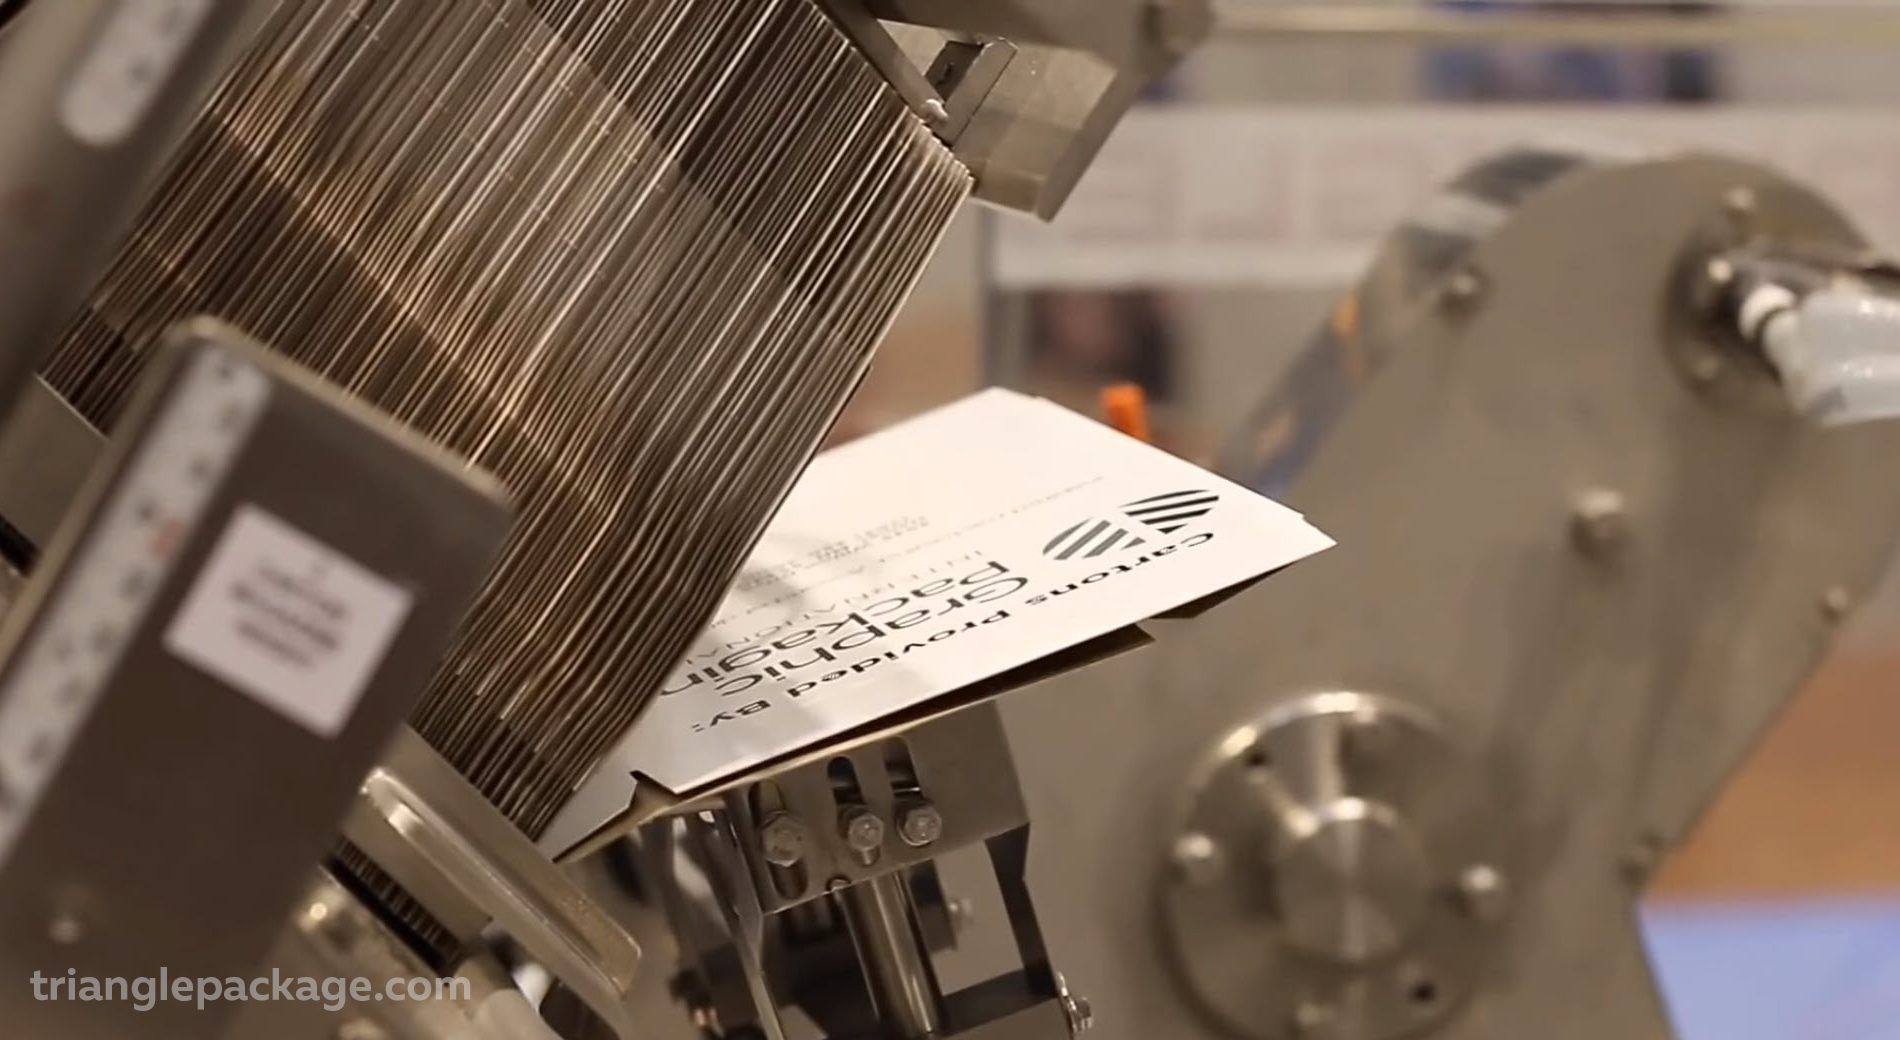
[539,389,1334,854]
[61,0,215,147]
[164,506,413,738]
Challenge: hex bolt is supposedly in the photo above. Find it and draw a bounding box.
[1455,863,1510,923]
[1065,992,1094,1035]
[1171,831,1225,887]
[840,806,886,858]
[1821,586,1853,622]
[1057,972,1094,1035]
[898,801,944,848]
[759,812,809,868]
[1570,488,1629,558]
[1620,831,1666,883]
[921,98,949,127]
[1440,268,1484,313]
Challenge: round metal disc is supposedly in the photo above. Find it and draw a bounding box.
[1159,692,1509,1039]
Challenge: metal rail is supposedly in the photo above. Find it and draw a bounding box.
[1216,1,1900,47]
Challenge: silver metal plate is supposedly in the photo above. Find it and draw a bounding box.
[999,155,1900,1039]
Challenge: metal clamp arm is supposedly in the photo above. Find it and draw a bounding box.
[344,729,642,1040]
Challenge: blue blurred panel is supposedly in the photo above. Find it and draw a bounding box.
[1642,899,1900,1039]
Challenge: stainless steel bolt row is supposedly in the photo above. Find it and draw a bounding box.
[756,799,945,868]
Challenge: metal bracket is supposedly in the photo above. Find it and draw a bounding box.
[926,38,1018,144]
[641,701,1082,1039]
[343,729,643,1040]
[816,7,1018,147]
[699,700,1028,914]
[821,0,1209,218]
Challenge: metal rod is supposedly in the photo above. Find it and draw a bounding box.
[1215,2,1900,47]
[836,873,945,1039]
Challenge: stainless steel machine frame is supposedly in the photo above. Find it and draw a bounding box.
[994,152,1900,1039]
[19,3,1900,1039]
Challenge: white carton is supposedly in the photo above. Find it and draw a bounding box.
[541,389,1331,854]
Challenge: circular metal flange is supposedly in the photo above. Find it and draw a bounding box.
[1159,692,1509,1040]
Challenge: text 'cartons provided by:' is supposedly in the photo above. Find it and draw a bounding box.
[542,389,1333,854]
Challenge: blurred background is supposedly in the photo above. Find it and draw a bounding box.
[831,1,1900,1035]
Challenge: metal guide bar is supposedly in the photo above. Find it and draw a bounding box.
[0,320,511,1039]
[1215,0,1900,46]
[0,346,265,870]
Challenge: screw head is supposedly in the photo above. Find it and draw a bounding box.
[47,912,83,946]
[1725,186,1759,219]
[1440,268,1484,312]
[841,807,886,855]
[1455,863,1510,923]
[1171,832,1224,887]
[1822,586,1853,621]
[1292,1000,1334,1034]
[1570,488,1629,557]
[1704,256,1736,287]
[760,812,809,868]
[898,802,944,847]
[1621,831,1666,883]
[46,888,96,947]
[921,98,949,126]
